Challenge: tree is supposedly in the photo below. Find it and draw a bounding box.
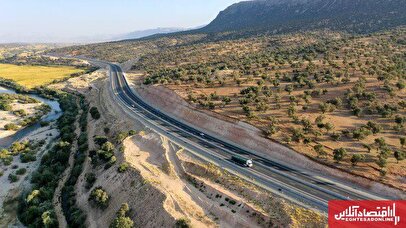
[351,154,365,166]
[175,218,191,228]
[400,137,406,148]
[90,107,101,119]
[319,103,335,114]
[101,142,115,152]
[94,136,108,146]
[362,144,372,153]
[4,123,19,131]
[118,163,129,173]
[110,203,134,228]
[376,156,387,169]
[324,122,334,133]
[394,151,405,163]
[222,96,231,106]
[89,187,109,208]
[291,128,304,143]
[374,137,387,148]
[314,144,327,158]
[287,104,297,117]
[333,148,347,163]
[366,121,382,134]
[284,85,293,94]
[41,211,57,227]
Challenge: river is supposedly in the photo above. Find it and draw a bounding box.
[0,86,62,148]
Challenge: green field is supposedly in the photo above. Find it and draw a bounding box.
[0,63,84,88]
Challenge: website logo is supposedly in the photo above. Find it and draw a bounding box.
[329,200,406,228]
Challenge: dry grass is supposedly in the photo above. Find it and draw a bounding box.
[135,30,406,189]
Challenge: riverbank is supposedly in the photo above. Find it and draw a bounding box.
[0,125,59,226]
[0,86,61,148]
[0,86,63,225]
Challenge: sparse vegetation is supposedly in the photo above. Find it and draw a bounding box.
[89,187,110,209]
[110,203,134,228]
[61,98,89,228]
[130,28,406,188]
[18,90,80,227]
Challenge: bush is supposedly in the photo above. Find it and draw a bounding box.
[18,92,79,227]
[20,152,36,163]
[4,123,19,131]
[85,173,97,189]
[175,218,191,228]
[110,203,134,228]
[116,132,129,143]
[101,142,115,152]
[16,168,27,175]
[94,135,108,146]
[333,148,347,163]
[89,107,101,120]
[89,187,109,208]
[8,173,19,182]
[97,150,114,161]
[118,163,129,173]
[351,154,365,166]
[40,121,50,127]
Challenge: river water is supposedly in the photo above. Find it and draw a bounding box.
[0,86,62,148]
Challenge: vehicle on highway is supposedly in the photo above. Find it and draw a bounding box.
[231,155,253,167]
[199,133,205,136]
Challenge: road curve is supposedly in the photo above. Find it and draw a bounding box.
[107,62,388,212]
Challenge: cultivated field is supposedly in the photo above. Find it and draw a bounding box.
[0,63,84,88]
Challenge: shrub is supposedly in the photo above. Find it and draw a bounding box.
[8,173,19,182]
[89,187,109,208]
[313,144,327,158]
[16,168,27,175]
[18,91,79,228]
[333,148,347,163]
[20,152,36,163]
[94,135,108,146]
[110,203,134,228]
[175,218,191,228]
[89,107,101,120]
[97,150,113,161]
[118,163,129,173]
[394,151,405,163]
[4,123,19,131]
[101,142,115,152]
[85,173,96,189]
[351,154,365,166]
[40,121,50,127]
[366,121,382,134]
[116,132,129,143]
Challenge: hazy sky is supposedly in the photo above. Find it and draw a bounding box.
[0,0,242,43]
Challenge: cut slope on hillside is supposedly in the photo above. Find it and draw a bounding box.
[131,29,406,190]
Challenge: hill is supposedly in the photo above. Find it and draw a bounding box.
[115,27,187,41]
[200,0,406,34]
[136,29,406,190]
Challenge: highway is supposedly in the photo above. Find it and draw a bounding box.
[107,63,387,213]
